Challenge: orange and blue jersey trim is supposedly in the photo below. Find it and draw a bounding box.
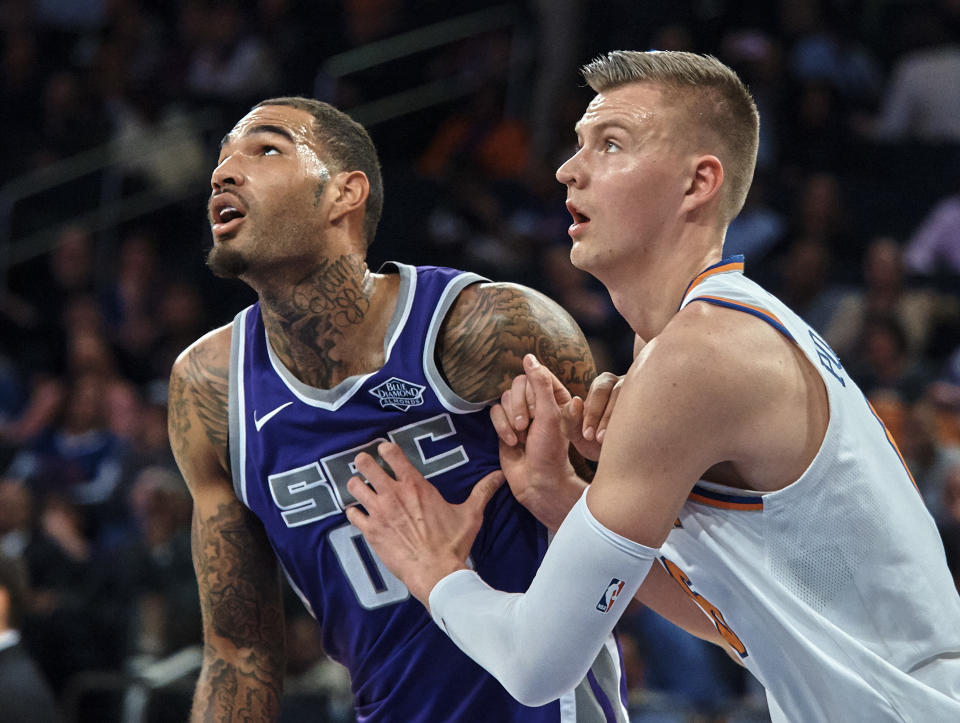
[689,295,796,343]
[688,484,764,510]
[681,256,796,342]
[865,397,919,493]
[680,255,745,304]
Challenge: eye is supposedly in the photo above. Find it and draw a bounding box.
[604,139,621,153]
[262,145,280,156]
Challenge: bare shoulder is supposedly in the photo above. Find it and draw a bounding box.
[608,302,800,469]
[168,323,233,484]
[438,281,595,402]
[643,300,798,399]
[636,301,827,488]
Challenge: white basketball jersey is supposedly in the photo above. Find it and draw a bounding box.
[660,257,960,722]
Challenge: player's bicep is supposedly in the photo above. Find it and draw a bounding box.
[635,563,726,647]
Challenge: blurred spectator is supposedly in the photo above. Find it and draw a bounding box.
[100,229,169,382]
[184,0,279,106]
[418,81,529,182]
[770,236,846,335]
[780,79,851,175]
[0,553,63,723]
[0,373,64,454]
[930,347,960,447]
[11,372,124,521]
[848,314,933,403]
[13,226,97,369]
[113,466,198,660]
[21,491,128,692]
[859,6,960,143]
[35,70,109,166]
[0,28,46,182]
[108,80,207,195]
[152,280,210,383]
[824,236,956,363]
[786,0,882,104]
[793,171,858,271]
[0,479,35,560]
[721,28,786,172]
[903,188,960,276]
[899,400,960,521]
[723,171,786,263]
[35,0,105,34]
[64,324,118,379]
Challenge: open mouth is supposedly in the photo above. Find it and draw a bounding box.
[566,200,590,231]
[210,193,247,235]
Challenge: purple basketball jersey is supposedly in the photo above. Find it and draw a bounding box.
[228,263,627,722]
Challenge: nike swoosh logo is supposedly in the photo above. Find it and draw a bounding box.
[253,402,293,431]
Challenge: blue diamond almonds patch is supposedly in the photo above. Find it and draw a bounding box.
[369,377,427,411]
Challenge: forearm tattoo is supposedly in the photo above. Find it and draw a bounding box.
[440,284,596,402]
[191,502,284,722]
[260,254,371,388]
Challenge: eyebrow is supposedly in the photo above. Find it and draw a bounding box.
[220,124,297,149]
[573,118,631,137]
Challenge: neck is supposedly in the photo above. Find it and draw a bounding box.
[259,253,389,389]
[605,232,723,341]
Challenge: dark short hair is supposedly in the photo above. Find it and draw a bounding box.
[581,51,759,226]
[254,97,384,248]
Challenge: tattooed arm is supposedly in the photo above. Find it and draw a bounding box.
[438,282,595,402]
[438,282,596,528]
[168,327,285,723]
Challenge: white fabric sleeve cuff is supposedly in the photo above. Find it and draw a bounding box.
[428,488,657,706]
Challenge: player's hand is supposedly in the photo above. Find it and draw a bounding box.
[345,442,504,608]
[490,355,586,530]
[491,364,622,462]
[563,371,623,461]
[490,357,575,446]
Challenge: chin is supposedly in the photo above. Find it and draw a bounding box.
[568,242,593,273]
[206,244,250,278]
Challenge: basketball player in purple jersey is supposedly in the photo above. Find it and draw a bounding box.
[168,97,629,722]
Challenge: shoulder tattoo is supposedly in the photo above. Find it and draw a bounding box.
[168,342,229,465]
[439,283,596,401]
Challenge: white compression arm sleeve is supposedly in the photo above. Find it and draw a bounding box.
[428,489,658,707]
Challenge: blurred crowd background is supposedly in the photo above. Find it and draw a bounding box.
[0,0,958,721]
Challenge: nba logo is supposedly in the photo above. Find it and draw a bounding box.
[596,578,625,612]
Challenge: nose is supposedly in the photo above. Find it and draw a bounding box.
[556,151,582,187]
[211,154,244,191]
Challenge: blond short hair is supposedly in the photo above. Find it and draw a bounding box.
[582,50,759,225]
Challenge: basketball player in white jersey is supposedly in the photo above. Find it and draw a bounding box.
[346,51,960,721]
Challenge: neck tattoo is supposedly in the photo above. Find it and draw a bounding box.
[262,254,374,388]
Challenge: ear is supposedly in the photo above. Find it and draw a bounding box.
[681,155,723,214]
[328,170,370,227]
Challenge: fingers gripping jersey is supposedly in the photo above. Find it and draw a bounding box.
[228,263,628,722]
[665,256,960,722]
